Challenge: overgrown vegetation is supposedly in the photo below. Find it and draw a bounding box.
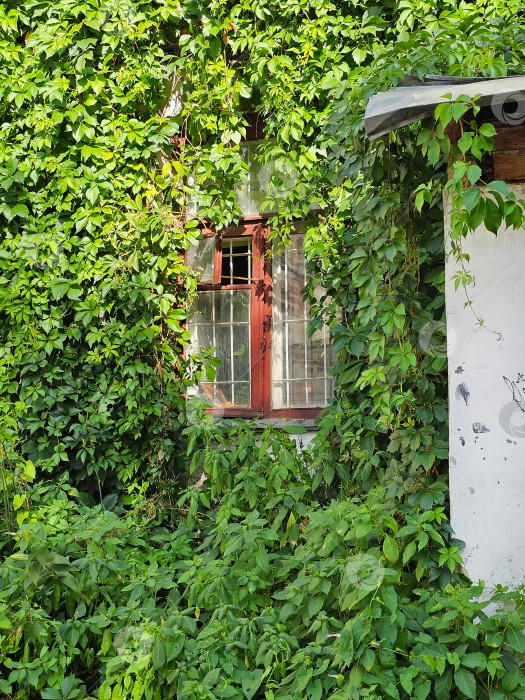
[0,0,524,698]
[2,426,524,698]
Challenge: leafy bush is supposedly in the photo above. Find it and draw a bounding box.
[1,425,524,699]
[1,1,525,699]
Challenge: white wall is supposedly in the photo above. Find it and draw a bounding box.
[445,188,525,592]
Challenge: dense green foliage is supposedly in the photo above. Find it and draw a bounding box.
[2,428,524,699]
[0,0,524,698]
[0,0,195,499]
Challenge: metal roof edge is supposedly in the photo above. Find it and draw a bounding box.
[364,75,525,140]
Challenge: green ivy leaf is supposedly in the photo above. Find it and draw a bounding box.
[466,197,486,230]
[414,679,432,700]
[466,165,482,185]
[12,493,25,510]
[451,101,469,122]
[457,132,474,154]
[49,278,70,300]
[383,536,399,563]
[506,627,525,653]
[151,638,167,668]
[98,683,112,700]
[361,647,375,671]
[12,203,29,218]
[400,673,413,694]
[488,180,509,196]
[484,197,503,234]
[281,425,307,434]
[479,123,497,137]
[402,540,417,565]
[352,47,368,65]
[454,668,476,699]
[434,669,452,699]
[462,187,481,212]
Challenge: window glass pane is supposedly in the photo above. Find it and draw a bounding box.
[289,322,308,380]
[235,141,269,216]
[234,382,250,406]
[187,289,251,409]
[271,233,334,409]
[190,291,214,324]
[188,236,215,283]
[189,139,302,217]
[212,383,232,406]
[308,329,328,377]
[235,141,298,216]
[221,238,252,285]
[233,324,251,382]
[214,325,233,383]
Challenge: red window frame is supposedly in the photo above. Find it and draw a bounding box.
[196,216,325,420]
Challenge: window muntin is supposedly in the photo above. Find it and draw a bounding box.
[187,224,334,418]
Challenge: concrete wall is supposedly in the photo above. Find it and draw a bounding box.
[445,188,525,592]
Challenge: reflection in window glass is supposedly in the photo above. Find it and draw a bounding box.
[234,142,297,216]
[189,141,297,217]
[187,236,215,283]
[271,234,334,409]
[235,141,269,216]
[187,289,251,408]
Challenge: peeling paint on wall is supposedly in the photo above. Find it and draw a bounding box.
[456,383,470,405]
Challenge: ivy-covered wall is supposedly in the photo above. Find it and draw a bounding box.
[0,1,524,698]
[0,1,195,494]
[0,0,453,495]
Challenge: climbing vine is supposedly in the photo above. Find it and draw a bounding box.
[0,0,524,698]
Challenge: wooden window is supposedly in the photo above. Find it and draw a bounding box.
[187,219,334,419]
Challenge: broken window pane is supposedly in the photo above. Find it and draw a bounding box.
[221,238,252,285]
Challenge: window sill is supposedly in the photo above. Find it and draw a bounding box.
[204,414,319,432]
[204,407,325,421]
[255,417,318,431]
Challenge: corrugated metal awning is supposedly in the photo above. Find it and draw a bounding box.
[364,75,525,140]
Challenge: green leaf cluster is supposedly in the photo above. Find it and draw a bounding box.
[1,440,524,699]
[0,1,524,699]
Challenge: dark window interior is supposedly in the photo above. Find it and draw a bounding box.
[221,239,251,285]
